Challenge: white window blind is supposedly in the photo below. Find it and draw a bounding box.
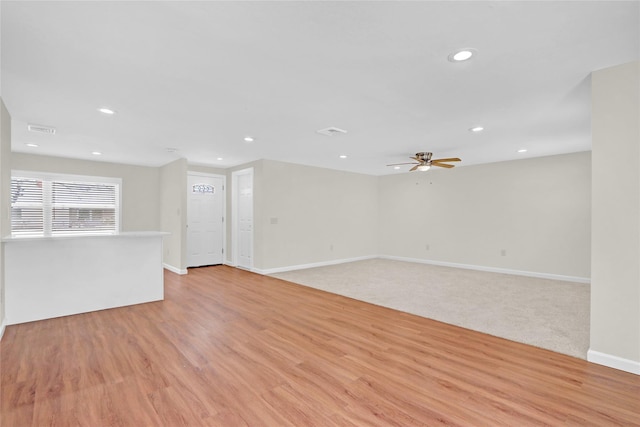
[10,178,44,236]
[11,173,121,237]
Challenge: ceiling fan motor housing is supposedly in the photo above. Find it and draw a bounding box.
[415,152,432,162]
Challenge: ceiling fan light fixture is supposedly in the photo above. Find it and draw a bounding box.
[417,165,431,172]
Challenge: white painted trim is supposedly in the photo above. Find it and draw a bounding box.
[378,255,591,284]
[0,318,6,341]
[587,349,640,375]
[254,254,590,283]
[186,171,221,178]
[163,263,187,275]
[255,255,377,275]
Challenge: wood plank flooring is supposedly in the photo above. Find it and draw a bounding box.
[1,265,639,426]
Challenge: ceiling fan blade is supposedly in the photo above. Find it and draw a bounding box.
[386,162,419,166]
[409,165,420,172]
[431,162,455,168]
[432,157,461,162]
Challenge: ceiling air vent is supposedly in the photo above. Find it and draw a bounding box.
[316,127,347,137]
[27,124,56,135]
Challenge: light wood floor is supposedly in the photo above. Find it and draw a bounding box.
[2,266,639,426]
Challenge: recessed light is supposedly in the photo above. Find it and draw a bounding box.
[166,147,178,153]
[98,107,115,115]
[393,166,401,170]
[217,157,224,161]
[339,155,348,159]
[469,126,484,132]
[26,143,39,148]
[91,151,102,156]
[517,149,528,153]
[244,136,254,143]
[448,49,476,62]
[317,127,348,137]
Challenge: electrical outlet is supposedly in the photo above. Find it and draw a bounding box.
[501,249,506,256]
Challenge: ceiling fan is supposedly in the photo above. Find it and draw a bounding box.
[387,152,461,171]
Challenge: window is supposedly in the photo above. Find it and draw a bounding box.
[11,171,121,237]
[192,183,215,194]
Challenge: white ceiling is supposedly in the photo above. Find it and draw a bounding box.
[2,1,638,175]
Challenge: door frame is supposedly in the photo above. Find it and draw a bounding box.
[186,171,226,267]
[231,167,254,270]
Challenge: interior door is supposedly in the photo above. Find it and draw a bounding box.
[236,170,253,270]
[187,174,224,267]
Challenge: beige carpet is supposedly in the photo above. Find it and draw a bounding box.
[271,259,590,359]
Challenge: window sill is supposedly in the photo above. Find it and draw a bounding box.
[2,231,169,243]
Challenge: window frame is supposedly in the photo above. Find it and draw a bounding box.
[11,170,123,237]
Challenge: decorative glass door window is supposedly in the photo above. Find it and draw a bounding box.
[192,183,215,194]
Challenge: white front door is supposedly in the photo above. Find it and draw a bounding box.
[233,168,253,270]
[187,173,224,267]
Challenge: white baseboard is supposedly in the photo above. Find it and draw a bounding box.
[253,254,590,283]
[379,255,591,284]
[587,349,640,375]
[0,317,6,341]
[255,255,377,275]
[224,260,256,272]
[163,263,187,275]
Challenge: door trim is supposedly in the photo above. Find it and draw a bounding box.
[187,172,226,267]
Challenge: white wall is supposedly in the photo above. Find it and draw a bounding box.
[160,158,187,272]
[0,103,8,236]
[590,60,640,374]
[0,99,12,334]
[9,154,195,273]
[5,233,165,325]
[11,153,161,231]
[379,152,591,279]
[224,155,590,278]
[232,159,379,272]
[188,164,226,176]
